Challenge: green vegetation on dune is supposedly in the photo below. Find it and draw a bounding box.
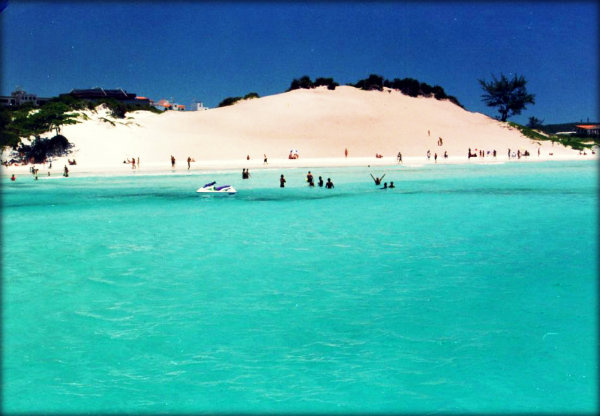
[0,95,162,163]
[284,74,463,107]
[508,122,597,150]
[217,92,260,108]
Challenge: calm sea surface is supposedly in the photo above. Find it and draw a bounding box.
[2,161,597,413]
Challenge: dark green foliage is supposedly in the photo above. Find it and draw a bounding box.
[527,116,544,129]
[97,98,127,118]
[288,76,338,91]
[219,92,261,107]
[314,77,339,90]
[419,82,433,97]
[383,78,420,96]
[15,134,73,163]
[1,93,163,151]
[378,77,462,107]
[298,76,313,89]
[0,102,80,148]
[508,121,597,151]
[218,97,243,107]
[222,73,463,111]
[288,75,312,90]
[479,73,535,122]
[355,74,384,91]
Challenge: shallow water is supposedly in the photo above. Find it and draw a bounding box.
[2,161,597,413]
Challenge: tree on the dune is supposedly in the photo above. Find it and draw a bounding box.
[527,116,544,129]
[479,73,535,122]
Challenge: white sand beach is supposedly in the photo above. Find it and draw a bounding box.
[1,86,595,177]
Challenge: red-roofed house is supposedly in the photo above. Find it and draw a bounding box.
[575,124,600,137]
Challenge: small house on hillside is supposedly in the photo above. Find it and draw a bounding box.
[155,99,185,111]
[575,124,600,137]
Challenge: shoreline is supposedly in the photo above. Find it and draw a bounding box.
[2,153,597,179]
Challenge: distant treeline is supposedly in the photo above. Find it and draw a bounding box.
[286,74,463,107]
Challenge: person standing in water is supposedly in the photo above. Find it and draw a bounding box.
[280,174,286,188]
[306,171,314,186]
[370,173,385,185]
[325,178,334,189]
[318,176,323,187]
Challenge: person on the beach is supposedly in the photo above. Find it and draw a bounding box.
[434,153,438,163]
[132,158,136,169]
[397,152,402,163]
[10,174,15,181]
[264,154,268,165]
[507,148,511,159]
[345,148,348,158]
[63,165,69,177]
[493,150,497,158]
[444,151,448,159]
[306,171,313,185]
[280,174,286,187]
[318,176,323,187]
[187,156,191,170]
[137,157,140,168]
[426,149,431,160]
[325,178,334,189]
[246,155,250,160]
[171,155,176,168]
[389,181,395,188]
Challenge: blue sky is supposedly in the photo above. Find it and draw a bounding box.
[1,1,598,124]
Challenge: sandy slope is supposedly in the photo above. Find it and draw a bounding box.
[1,86,593,175]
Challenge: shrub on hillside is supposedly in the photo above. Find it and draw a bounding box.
[15,134,73,163]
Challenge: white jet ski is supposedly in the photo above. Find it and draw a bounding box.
[196,181,237,195]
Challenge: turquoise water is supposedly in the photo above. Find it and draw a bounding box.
[2,161,597,413]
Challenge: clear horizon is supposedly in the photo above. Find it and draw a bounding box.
[1,1,598,125]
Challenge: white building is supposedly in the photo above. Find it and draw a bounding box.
[192,100,209,111]
[0,88,51,107]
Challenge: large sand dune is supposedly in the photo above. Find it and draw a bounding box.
[2,86,589,175]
